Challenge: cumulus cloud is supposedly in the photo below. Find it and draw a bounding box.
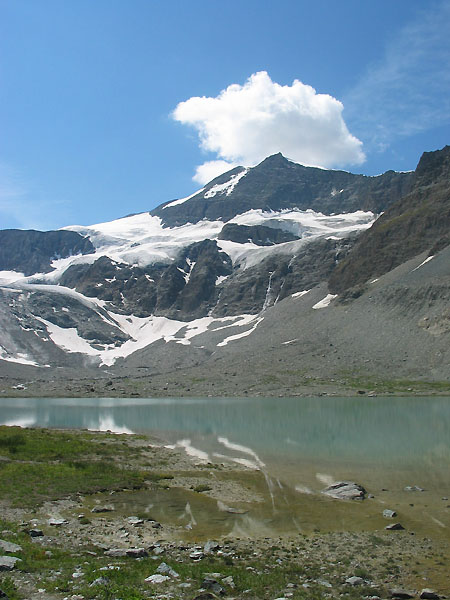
[173,71,365,183]
[192,159,239,185]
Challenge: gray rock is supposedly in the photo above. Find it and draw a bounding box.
[104,548,127,557]
[145,574,170,584]
[385,523,405,531]
[28,529,43,537]
[90,577,109,587]
[126,548,148,558]
[221,575,235,588]
[0,556,21,571]
[383,509,397,518]
[0,539,22,553]
[321,481,366,500]
[346,576,364,585]
[156,562,179,578]
[127,516,144,526]
[190,550,205,560]
[48,518,68,526]
[201,577,226,595]
[91,504,115,513]
[420,590,440,599]
[404,485,424,492]
[204,540,220,553]
[390,589,415,599]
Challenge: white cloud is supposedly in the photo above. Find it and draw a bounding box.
[345,0,450,150]
[173,71,365,182]
[193,160,238,185]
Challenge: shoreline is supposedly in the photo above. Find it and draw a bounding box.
[0,426,449,599]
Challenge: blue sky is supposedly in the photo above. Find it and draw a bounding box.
[1,0,450,230]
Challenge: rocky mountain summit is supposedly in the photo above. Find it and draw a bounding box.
[0,148,448,392]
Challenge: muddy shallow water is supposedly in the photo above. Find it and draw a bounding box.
[1,395,449,541]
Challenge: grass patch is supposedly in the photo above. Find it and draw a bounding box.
[0,461,146,507]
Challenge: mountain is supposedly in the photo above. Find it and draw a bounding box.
[0,149,448,397]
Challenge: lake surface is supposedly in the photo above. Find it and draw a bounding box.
[1,396,449,538]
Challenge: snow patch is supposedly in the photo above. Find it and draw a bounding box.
[217,316,263,347]
[163,187,204,209]
[204,168,248,198]
[312,294,337,309]
[0,346,40,366]
[291,290,310,298]
[0,270,25,284]
[412,255,434,272]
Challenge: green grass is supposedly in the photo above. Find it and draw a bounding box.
[0,426,139,461]
[0,427,150,507]
[0,461,146,507]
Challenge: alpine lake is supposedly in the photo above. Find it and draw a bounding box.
[1,395,449,543]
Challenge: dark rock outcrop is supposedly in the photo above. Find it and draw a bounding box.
[218,223,299,246]
[329,145,450,294]
[153,153,413,227]
[0,229,94,276]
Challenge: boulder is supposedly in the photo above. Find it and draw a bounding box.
[390,589,415,599]
[321,481,366,500]
[0,556,21,571]
[145,574,170,584]
[420,590,440,599]
[0,539,22,553]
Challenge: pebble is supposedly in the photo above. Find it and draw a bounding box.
[383,509,397,518]
[385,523,405,531]
[91,504,114,513]
[346,576,364,585]
[189,550,205,560]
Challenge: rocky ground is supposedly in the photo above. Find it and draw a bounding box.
[0,427,448,600]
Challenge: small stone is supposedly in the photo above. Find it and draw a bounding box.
[383,509,397,518]
[127,516,144,526]
[201,577,226,595]
[145,574,170,584]
[104,548,127,557]
[153,546,165,555]
[204,540,220,553]
[221,575,235,588]
[420,590,440,599]
[150,520,162,529]
[48,518,68,527]
[91,505,114,513]
[90,577,109,586]
[404,485,424,492]
[156,562,179,578]
[317,579,332,587]
[385,523,405,531]
[346,576,364,585]
[390,589,415,599]
[28,529,43,537]
[126,548,148,558]
[190,550,205,560]
[0,556,21,571]
[0,539,22,553]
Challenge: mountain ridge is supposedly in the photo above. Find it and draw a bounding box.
[0,147,448,394]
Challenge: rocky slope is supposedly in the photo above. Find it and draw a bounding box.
[0,148,448,390]
[329,145,450,294]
